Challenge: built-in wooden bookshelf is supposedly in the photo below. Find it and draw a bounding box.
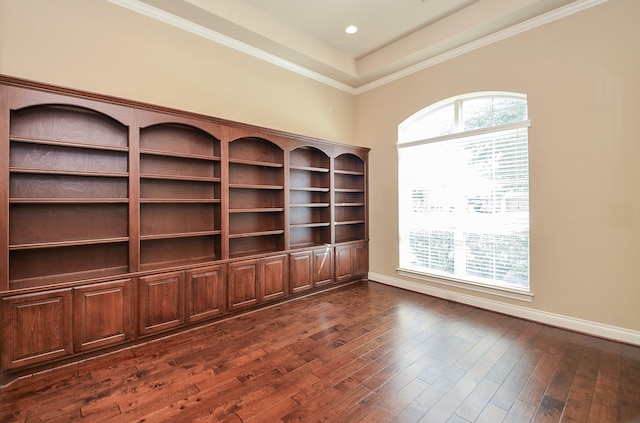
[139,122,222,270]
[228,137,285,258]
[289,146,331,249]
[0,76,368,385]
[334,153,366,243]
[8,104,130,289]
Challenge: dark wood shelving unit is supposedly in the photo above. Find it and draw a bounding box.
[0,76,368,385]
[334,153,366,243]
[139,122,222,271]
[228,137,285,259]
[8,103,131,290]
[289,146,331,249]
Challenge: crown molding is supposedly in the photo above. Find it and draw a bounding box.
[108,0,606,95]
[354,0,607,94]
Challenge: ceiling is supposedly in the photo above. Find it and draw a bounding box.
[112,0,603,92]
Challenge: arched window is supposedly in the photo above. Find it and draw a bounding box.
[398,92,530,292]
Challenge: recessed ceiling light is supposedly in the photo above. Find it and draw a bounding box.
[345,25,358,35]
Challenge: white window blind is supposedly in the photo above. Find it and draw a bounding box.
[398,94,530,291]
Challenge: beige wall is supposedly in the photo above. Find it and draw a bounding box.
[357,0,640,331]
[0,0,355,144]
[2,0,638,332]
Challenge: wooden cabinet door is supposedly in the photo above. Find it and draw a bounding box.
[290,251,313,294]
[74,279,132,353]
[261,254,287,302]
[138,271,184,336]
[334,244,354,283]
[353,242,368,278]
[186,265,225,323]
[313,247,333,286]
[335,243,367,283]
[228,259,260,311]
[2,289,72,370]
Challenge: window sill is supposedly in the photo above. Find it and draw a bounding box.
[396,268,534,302]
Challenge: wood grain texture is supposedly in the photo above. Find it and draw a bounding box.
[0,281,638,423]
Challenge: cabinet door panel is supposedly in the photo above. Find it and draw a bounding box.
[228,259,259,311]
[334,244,354,283]
[139,271,184,336]
[186,265,225,323]
[314,247,333,286]
[261,254,287,302]
[290,251,312,293]
[2,290,72,370]
[74,279,132,352]
[353,243,368,278]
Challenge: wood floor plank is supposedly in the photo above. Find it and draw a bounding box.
[532,394,566,422]
[453,377,501,422]
[503,398,538,422]
[359,377,430,423]
[235,368,322,421]
[489,348,543,411]
[113,381,202,422]
[307,383,372,422]
[617,343,640,422]
[242,397,300,423]
[544,340,584,405]
[455,330,505,371]
[335,381,403,422]
[412,358,493,422]
[283,386,345,422]
[485,350,524,385]
[585,342,622,423]
[236,361,322,420]
[518,346,564,406]
[1,281,638,423]
[559,339,602,422]
[404,365,466,421]
[475,403,508,423]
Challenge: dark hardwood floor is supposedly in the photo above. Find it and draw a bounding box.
[1,281,639,422]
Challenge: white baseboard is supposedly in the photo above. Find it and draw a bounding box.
[368,272,640,346]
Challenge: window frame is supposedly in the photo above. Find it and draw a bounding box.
[397,92,533,302]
